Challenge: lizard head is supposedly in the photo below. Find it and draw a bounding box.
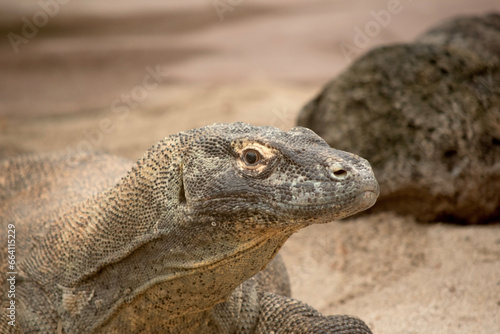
[178,122,379,228]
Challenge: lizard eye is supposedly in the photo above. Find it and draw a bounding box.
[242,149,261,166]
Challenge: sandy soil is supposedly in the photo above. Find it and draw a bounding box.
[1,1,499,333]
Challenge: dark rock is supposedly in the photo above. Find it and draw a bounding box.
[298,13,500,224]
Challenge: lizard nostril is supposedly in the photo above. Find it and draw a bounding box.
[330,165,349,180]
[333,169,347,177]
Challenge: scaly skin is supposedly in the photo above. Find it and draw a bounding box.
[0,123,378,333]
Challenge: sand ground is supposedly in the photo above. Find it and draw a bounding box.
[1,1,499,333]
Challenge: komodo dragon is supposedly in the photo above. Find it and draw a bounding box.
[0,123,379,333]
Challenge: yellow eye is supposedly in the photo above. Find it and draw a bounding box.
[242,149,261,165]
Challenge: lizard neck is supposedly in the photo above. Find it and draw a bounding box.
[25,140,179,286]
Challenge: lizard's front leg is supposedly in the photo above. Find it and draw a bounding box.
[211,255,372,334]
[255,293,372,334]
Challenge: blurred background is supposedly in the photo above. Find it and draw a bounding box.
[1,0,498,159]
[1,1,499,333]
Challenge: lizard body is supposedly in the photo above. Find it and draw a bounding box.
[0,123,378,333]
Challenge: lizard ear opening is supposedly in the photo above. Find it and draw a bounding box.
[178,180,186,204]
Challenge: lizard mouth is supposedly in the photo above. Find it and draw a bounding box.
[198,186,379,209]
[192,183,379,222]
[355,189,378,210]
[353,181,380,210]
